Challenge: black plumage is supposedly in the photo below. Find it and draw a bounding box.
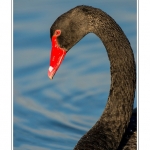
[50,5,137,150]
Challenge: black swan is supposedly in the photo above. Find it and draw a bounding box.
[48,5,137,150]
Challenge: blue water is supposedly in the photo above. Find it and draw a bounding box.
[13,0,137,149]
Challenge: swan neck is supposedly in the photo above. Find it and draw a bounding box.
[75,6,136,149]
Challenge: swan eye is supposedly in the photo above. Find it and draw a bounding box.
[55,30,61,36]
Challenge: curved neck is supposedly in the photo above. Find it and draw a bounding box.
[74,6,136,150]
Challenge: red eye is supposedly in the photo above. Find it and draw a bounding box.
[55,30,61,36]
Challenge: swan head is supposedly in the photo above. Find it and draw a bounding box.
[48,6,89,79]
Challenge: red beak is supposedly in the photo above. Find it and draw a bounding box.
[48,35,67,79]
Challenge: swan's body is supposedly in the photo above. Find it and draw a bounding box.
[48,5,136,150]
